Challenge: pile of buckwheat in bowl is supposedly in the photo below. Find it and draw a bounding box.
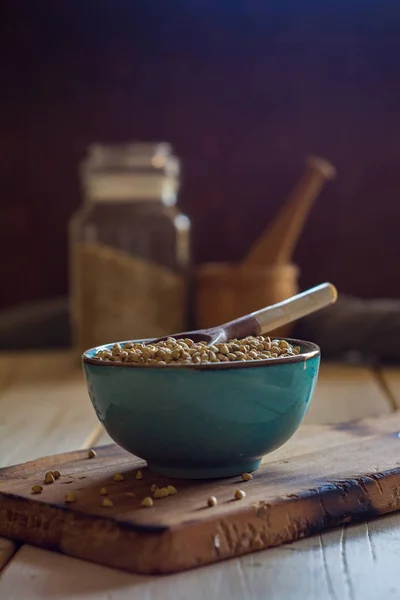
[93,335,302,367]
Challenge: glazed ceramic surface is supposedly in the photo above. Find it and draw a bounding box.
[83,338,320,479]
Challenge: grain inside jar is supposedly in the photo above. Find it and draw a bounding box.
[69,142,191,354]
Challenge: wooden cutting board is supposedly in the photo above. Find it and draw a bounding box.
[2,411,400,575]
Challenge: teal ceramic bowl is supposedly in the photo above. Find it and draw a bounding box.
[82,338,320,479]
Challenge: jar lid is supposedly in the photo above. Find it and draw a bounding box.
[81,142,180,204]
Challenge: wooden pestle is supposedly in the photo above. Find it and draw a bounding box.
[245,156,337,266]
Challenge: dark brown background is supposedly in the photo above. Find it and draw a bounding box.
[1,0,400,310]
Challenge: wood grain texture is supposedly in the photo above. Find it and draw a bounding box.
[2,514,400,600]
[0,355,13,393]
[0,354,20,569]
[0,352,99,468]
[0,538,16,571]
[0,351,99,572]
[305,364,391,424]
[0,351,79,384]
[2,412,400,574]
[0,356,398,595]
[96,429,113,447]
[379,368,400,410]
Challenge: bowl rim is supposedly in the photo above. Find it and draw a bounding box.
[82,337,320,371]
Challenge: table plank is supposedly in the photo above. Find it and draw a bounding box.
[0,355,18,568]
[0,351,99,570]
[1,512,400,600]
[0,354,395,595]
[0,538,16,571]
[305,364,391,424]
[0,355,13,393]
[379,368,400,410]
[0,352,99,468]
[0,379,98,467]
[0,351,81,385]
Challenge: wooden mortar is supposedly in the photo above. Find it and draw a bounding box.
[195,155,336,337]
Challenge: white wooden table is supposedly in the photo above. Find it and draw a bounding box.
[1,352,400,599]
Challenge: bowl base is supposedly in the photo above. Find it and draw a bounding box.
[147,459,262,479]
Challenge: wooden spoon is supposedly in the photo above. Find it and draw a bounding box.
[153,282,337,345]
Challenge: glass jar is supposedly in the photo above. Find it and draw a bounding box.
[69,142,191,354]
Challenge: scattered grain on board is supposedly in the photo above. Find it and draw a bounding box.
[53,470,61,480]
[93,336,302,367]
[141,497,154,507]
[234,489,246,500]
[207,496,218,507]
[100,487,108,496]
[65,492,76,503]
[44,472,55,484]
[32,485,43,494]
[151,484,158,493]
[135,470,143,480]
[241,472,253,481]
[167,485,177,495]
[113,473,124,481]
[88,449,97,459]
[102,498,114,507]
[154,487,170,499]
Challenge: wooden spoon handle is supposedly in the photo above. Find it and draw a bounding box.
[251,283,337,334]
